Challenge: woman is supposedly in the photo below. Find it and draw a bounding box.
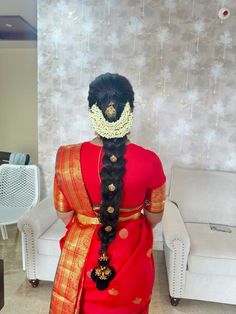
[50,73,166,314]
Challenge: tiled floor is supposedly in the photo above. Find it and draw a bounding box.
[0,225,235,314]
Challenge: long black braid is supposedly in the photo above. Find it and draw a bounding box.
[88,73,134,290]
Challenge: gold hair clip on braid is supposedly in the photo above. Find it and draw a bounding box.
[108,183,116,192]
[91,253,115,290]
[110,155,117,163]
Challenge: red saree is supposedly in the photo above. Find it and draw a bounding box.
[50,142,166,314]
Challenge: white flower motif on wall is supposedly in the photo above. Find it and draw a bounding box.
[51,29,63,58]
[191,0,195,18]
[141,0,146,17]
[155,130,166,154]
[157,27,170,59]
[193,20,206,53]
[105,0,111,17]
[152,95,166,126]
[210,61,224,94]
[179,51,198,89]
[173,118,192,153]
[56,2,69,16]
[127,16,143,53]
[173,118,191,135]
[159,66,171,95]
[164,0,176,25]
[153,95,166,109]
[156,27,171,60]
[107,32,119,59]
[74,52,89,84]
[51,92,62,121]
[55,65,66,89]
[212,100,224,127]
[216,31,233,59]
[204,129,216,159]
[226,153,236,170]
[185,88,200,119]
[104,0,117,23]
[134,55,146,85]
[181,153,194,165]
[82,21,95,51]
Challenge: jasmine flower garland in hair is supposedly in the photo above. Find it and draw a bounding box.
[88,102,133,139]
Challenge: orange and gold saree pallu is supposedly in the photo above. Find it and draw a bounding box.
[50,144,97,314]
[50,144,142,313]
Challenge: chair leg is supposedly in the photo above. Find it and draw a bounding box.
[169,295,181,306]
[21,233,26,271]
[0,226,8,240]
[29,279,40,288]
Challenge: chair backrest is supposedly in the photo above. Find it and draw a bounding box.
[0,165,40,208]
[169,167,236,226]
[0,151,11,165]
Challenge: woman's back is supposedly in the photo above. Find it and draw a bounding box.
[81,141,166,208]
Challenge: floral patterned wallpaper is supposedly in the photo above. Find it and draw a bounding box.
[38,0,236,200]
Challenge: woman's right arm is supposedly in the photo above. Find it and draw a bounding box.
[57,210,74,225]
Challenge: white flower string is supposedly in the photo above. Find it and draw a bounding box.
[88,102,133,139]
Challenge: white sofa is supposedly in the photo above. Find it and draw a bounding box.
[162,167,236,306]
[17,195,65,287]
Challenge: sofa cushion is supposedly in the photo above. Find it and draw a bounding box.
[186,223,236,276]
[169,167,236,225]
[38,219,66,257]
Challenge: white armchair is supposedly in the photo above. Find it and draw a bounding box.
[162,167,236,306]
[0,164,40,240]
[17,194,65,287]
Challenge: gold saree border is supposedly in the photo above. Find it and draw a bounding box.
[54,174,72,212]
[77,212,141,225]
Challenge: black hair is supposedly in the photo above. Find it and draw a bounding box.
[88,73,134,290]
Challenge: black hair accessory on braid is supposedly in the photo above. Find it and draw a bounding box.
[88,73,134,290]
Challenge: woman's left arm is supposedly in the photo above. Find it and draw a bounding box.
[144,183,166,228]
[144,208,164,228]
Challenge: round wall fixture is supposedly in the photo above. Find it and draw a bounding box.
[218,8,230,20]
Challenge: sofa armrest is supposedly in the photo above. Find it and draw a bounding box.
[162,200,190,249]
[17,194,57,280]
[18,195,57,238]
[162,199,191,298]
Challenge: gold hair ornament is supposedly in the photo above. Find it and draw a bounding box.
[88,102,133,139]
[105,102,117,119]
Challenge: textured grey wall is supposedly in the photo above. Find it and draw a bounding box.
[38,0,236,197]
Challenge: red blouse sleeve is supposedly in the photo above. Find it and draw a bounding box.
[145,153,166,213]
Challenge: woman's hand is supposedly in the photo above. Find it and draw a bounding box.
[57,210,74,225]
[144,209,164,228]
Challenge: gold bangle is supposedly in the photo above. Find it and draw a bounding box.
[145,200,165,206]
[145,208,164,214]
[55,208,74,213]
